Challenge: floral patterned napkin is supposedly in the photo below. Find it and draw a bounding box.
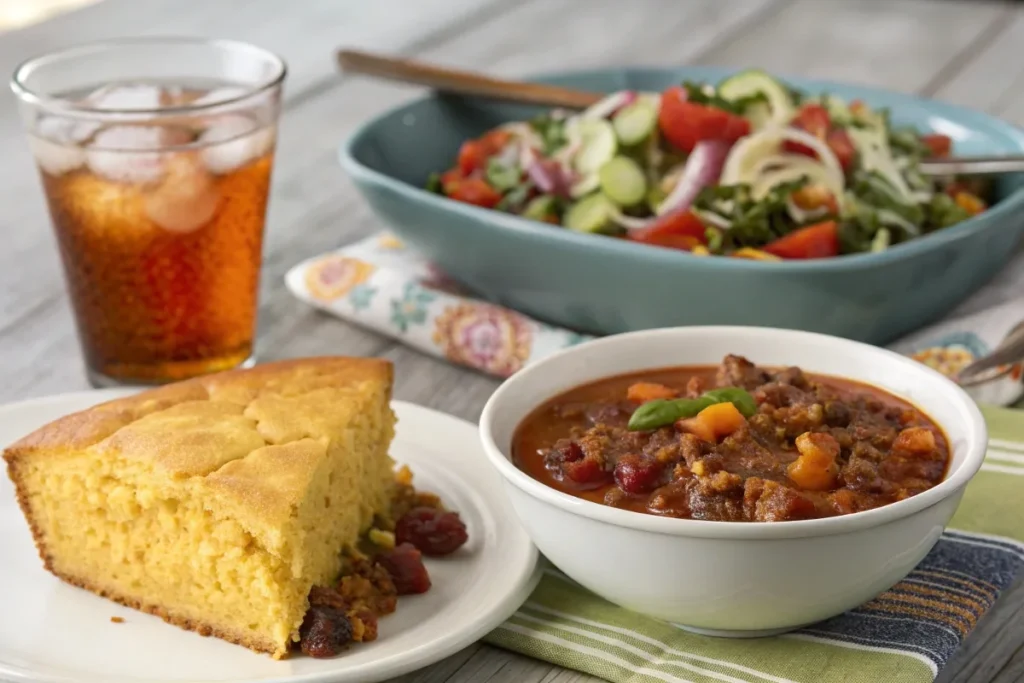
[285,232,1024,406]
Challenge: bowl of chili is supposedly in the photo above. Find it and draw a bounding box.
[342,66,1024,344]
[478,326,987,635]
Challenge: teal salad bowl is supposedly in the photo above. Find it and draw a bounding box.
[341,67,1024,344]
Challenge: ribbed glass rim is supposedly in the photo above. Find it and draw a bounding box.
[10,36,287,116]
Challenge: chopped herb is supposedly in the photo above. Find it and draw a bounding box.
[705,226,724,252]
[848,170,924,229]
[425,172,443,194]
[838,195,884,253]
[682,81,767,116]
[486,158,521,191]
[693,178,809,248]
[496,182,532,213]
[529,114,567,156]
[888,127,931,158]
[926,192,970,230]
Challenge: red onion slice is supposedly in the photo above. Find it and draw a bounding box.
[524,148,572,197]
[654,140,730,217]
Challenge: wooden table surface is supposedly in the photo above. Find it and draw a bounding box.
[1,0,1023,681]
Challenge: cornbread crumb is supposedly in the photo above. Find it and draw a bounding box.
[3,357,397,659]
[395,465,413,486]
[110,616,125,624]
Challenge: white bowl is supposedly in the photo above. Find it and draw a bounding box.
[479,326,988,636]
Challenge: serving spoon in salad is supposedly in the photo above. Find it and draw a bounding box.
[337,49,604,109]
[338,50,1024,177]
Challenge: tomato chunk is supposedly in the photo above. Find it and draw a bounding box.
[783,104,855,172]
[447,177,502,208]
[658,86,749,153]
[782,104,830,156]
[762,221,839,259]
[826,129,856,173]
[456,140,490,175]
[440,169,465,195]
[793,104,831,138]
[921,133,952,158]
[628,211,707,251]
[456,130,512,174]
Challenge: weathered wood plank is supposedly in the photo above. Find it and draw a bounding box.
[442,647,555,683]
[938,577,1024,683]
[386,644,485,683]
[695,0,1008,91]
[540,671,606,683]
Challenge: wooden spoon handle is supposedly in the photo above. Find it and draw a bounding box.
[337,49,604,110]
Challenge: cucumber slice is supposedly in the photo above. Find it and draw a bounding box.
[564,193,616,233]
[718,69,795,127]
[598,156,647,207]
[570,171,601,199]
[573,118,618,174]
[523,194,557,222]
[612,100,658,146]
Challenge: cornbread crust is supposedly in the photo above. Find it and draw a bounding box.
[4,357,396,658]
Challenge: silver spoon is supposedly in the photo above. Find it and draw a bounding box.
[957,319,1024,387]
[919,156,1024,176]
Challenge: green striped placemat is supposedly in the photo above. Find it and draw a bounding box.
[484,404,1024,683]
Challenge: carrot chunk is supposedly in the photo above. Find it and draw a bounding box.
[627,382,677,403]
[676,402,745,442]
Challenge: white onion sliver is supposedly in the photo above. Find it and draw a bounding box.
[776,127,844,181]
[610,208,658,231]
[655,140,730,217]
[494,140,520,169]
[691,208,732,229]
[502,122,545,153]
[785,196,828,224]
[750,155,845,202]
[720,126,844,191]
[582,90,636,120]
[877,209,921,236]
[720,130,783,186]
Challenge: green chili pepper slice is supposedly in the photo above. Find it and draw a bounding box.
[627,386,757,431]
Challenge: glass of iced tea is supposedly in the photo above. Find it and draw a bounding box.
[11,38,285,386]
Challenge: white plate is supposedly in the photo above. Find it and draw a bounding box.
[0,390,539,683]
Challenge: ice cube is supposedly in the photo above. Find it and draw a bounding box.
[144,154,220,233]
[29,137,85,176]
[85,83,167,110]
[191,86,248,107]
[86,125,192,185]
[199,115,275,175]
[30,116,91,175]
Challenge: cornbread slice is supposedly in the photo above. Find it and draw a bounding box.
[3,357,396,658]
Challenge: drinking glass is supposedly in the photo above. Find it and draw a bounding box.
[11,37,286,386]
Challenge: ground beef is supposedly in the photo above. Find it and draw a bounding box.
[521,354,950,523]
[716,354,772,390]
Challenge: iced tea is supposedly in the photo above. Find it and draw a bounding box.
[13,39,285,386]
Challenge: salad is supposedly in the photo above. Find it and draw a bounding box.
[427,70,989,260]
